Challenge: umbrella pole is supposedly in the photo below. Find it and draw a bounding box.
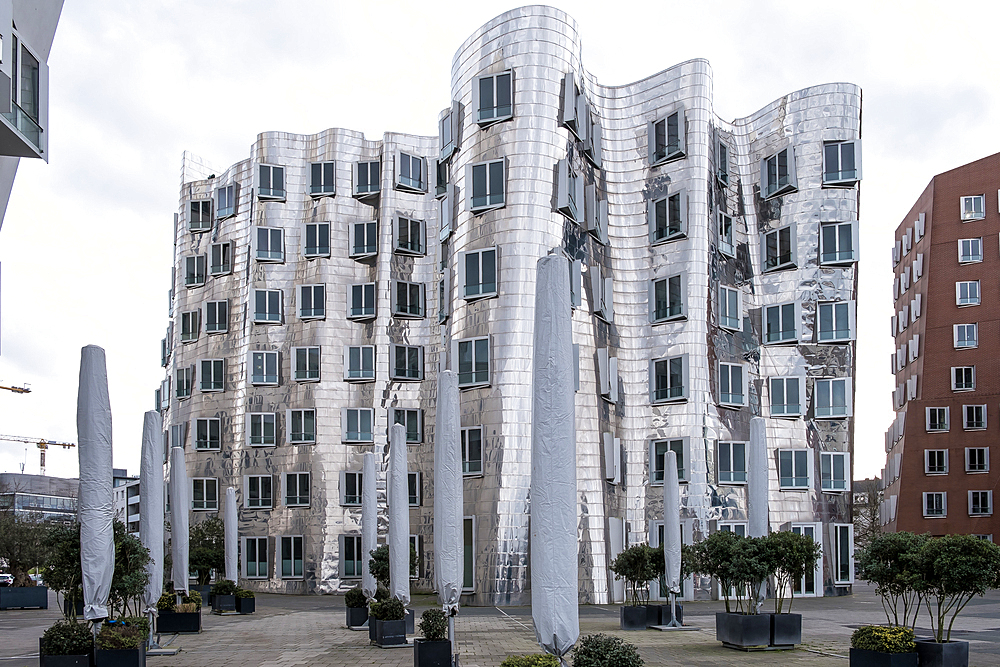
[667,593,681,628]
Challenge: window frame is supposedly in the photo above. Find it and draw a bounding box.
[954,323,978,349]
[468,158,506,214]
[303,222,331,259]
[966,447,989,473]
[960,195,985,222]
[390,345,424,382]
[963,404,987,431]
[650,272,687,323]
[340,534,362,578]
[717,441,747,485]
[189,199,212,232]
[648,190,687,244]
[184,254,207,288]
[762,224,797,272]
[439,101,459,161]
[718,211,734,257]
[257,163,286,201]
[822,140,861,186]
[254,226,284,263]
[820,451,850,493]
[209,241,232,276]
[717,140,730,186]
[769,376,806,418]
[719,285,742,331]
[925,407,950,433]
[252,289,283,324]
[391,280,426,319]
[970,490,993,517]
[820,221,859,266]
[556,158,583,223]
[650,354,689,404]
[243,536,268,579]
[831,524,855,584]
[763,301,800,344]
[461,426,483,476]
[194,417,221,451]
[718,362,748,408]
[391,408,424,444]
[341,471,362,506]
[296,284,326,321]
[455,337,491,389]
[347,282,377,321]
[175,366,193,400]
[649,437,690,485]
[292,346,320,383]
[395,150,428,194]
[284,472,311,507]
[343,345,376,382]
[923,491,947,518]
[956,280,981,307]
[341,408,375,444]
[408,471,422,507]
[309,161,336,197]
[817,301,856,343]
[244,474,273,509]
[761,146,797,198]
[199,358,224,393]
[958,237,983,264]
[216,184,236,219]
[286,408,316,444]
[354,160,381,198]
[952,366,975,392]
[648,107,686,166]
[247,412,278,447]
[394,215,426,256]
[279,535,304,579]
[180,310,200,343]
[349,221,378,259]
[249,350,280,386]
[473,70,514,126]
[459,247,499,301]
[191,477,219,511]
[925,449,948,475]
[777,449,812,490]
[814,377,853,419]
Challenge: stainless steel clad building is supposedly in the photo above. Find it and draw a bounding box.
[158,6,859,603]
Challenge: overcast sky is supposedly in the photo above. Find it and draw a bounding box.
[0,0,997,481]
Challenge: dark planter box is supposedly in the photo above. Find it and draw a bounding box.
[660,604,683,625]
[645,605,660,627]
[376,619,407,646]
[369,616,378,643]
[715,612,771,648]
[405,608,415,635]
[849,648,919,667]
[156,611,201,634]
[414,638,451,667]
[0,585,48,609]
[768,613,802,646]
[61,598,84,617]
[914,640,969,667]
[347,606,368,628]
[95,647,145,667]
[236,597,255,614]
[39,639,91,667]
[211,594,236,612]
[620,605,646,630]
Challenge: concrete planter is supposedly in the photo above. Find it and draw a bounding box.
[620,606,647,630]
[715,612,770,649]
[658,604,683,626]
[405,608,415,635]
[236,597,255,614]
[376,619,407,647]
[369,616,378,643]
[413,638,451,667]
[849,648,918,667]
[95,647,145,667]
[768,613,802,647]
[0,585,48,609]
[156,611,201,634]
[211,594,236,612]
[346,606,368,628]
[914,640,969,667]
[38,639,91,667]
[644,605,660,627]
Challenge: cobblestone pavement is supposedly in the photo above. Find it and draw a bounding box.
[4,585,1000,666]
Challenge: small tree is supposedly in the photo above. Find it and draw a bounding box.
[766,531,821,614]
[914,534,1000,642]
[694,531,744,613]
[108,520,151,618]
[857,531,928,628]
[368,544,419,591]
[0,507,48,587]
[189,516,225,585]
[610,544,656,607]
[649,543,698,598]
[40,523,83,620]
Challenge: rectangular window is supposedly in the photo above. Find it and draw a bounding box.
[195,418,221,451]
[341,535,362,577]
[815,378,851,418]
[288,409,316,444]
[718,212,734,256]
[247,413,277,447]
[970,491,992,516]
[763,225,796,271]
[310,161,336,196]
[180,310,200,342]
[354,160,381,197]
[592,266,614,322]
[210,242,232,276]
[956,281,980,306]
[293,346,320,382]
[463,517,476,591]
[192,478,219,510]
[717,441,746,484]
[285,472,310,506]
[347,283,377,320]
[470,159,505,212]
[651,274,686,322]
[926,407,949,433]
[961,195,985,221]
[964,404,986,430]
[246,475,273,509]
[967,447,989,473]
[250,351,279,385]
[175,366,193,399]
[280,536,304,578]
[460,247,498,299]
[648,109,686,165]
[924,492,947,517]
[244,537,267,579]
[392,408,423,444]
[952,366,975,391]
[184,255,206,287]
[925,449,948,474]
[258,164,285,200]
[396,151,427,193]
[457,337,490,388]
[954,323,978,348]
[408,472,422,507]
[475,70,513,124]
[462,427,483,475]
[832,524,854,584]
[650,438,688,484]
[199,359,224,392]
[762,146,796,198]
[349,221,378,259]
[719,286,741,331]
[439,183,453,236]
[298,284,325,320]
[959,238,983,264]
[717,141,730,185]
[648,191,687,243]
[439,277,450,323]
[817,301,855,342]
[341,471,362,505]
[778,450,811,489]
[189,199,212,232]
[394,216,425,255]
[770,377,804,417]
[556,158,583,223]
[651,354,688,403]
[764,302,798,343]
[821,452,849,492]
[719,363,746,407]
[391,345,424,381]
[342,408,374,443]
[304,222,331,258]
[820,221,858,265]
[823,140,860,185]
[344,346,376,381]
[256,227,284,262]
[216,184,236,219]
[253,289,282,323]
[440,102,458,161]
[392,281,425,318]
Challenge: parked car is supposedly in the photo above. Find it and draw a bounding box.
[0,574,13,587]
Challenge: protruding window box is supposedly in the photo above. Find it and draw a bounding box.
[0,37,48,159]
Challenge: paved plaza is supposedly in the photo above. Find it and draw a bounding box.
[4,585,1000,666]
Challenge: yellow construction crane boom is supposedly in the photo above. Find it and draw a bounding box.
[0,434,75,476]
[0,384,30,394]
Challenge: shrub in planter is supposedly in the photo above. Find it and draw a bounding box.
[210,579,237,612]
[857,532,929,629]
[345,586,368,627]
[572,633,643,667]
[766,530,821,615]
[610,544,657,630]
[235,588,255,614]
[499,656,559,667]
[155,591,202,633]
[415,609,451,667]
[419,609,448,640]
[372,597,407,646]
[40,619,93,665]
[850,626,918,667]
[210,580,238,596]
[96,622,145,667]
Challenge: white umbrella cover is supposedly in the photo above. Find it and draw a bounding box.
[140,410,164,615]
[225,487,238,582]
[748,417,769,539]
[77,345,115,622]
[662,450,682,593]
[530,253,579,659]
[169,446,189,594]
[434,369,462,614]
[361,452,377,599]
[387,423,410,606]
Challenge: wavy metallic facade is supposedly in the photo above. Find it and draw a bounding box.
[159,6,859,603]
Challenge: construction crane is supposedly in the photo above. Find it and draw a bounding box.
[0,384,30,394]
[0,434,75,476]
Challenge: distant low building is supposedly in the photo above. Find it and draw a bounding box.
[112,468,140,535]
[0,472,77,522]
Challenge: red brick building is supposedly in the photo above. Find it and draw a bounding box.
[883,153,1000,539]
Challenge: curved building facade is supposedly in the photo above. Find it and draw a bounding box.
[159,6,860,603]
